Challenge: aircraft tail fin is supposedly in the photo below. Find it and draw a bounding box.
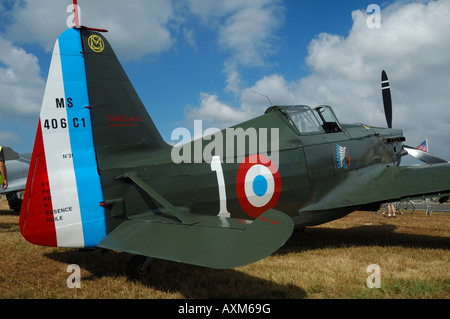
[20,28,166,248]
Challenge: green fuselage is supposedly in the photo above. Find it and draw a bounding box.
[98,105,408,229]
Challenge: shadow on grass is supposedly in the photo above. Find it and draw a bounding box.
[45,249,306,299]
[282,223,450,254]
[0,209,18,216]
[0,209,20,232]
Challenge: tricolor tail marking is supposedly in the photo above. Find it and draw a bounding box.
[20,29,106,248]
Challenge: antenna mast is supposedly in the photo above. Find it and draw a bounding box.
[249,90,273,106]
[73,0,80,27]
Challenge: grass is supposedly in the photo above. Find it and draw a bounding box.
[0,199,448,299]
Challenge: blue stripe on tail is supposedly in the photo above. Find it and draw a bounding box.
[58,29,107,247]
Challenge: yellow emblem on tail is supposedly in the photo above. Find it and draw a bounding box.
[88,34,104,53]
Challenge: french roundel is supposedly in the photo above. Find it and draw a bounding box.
[236,154,281,218]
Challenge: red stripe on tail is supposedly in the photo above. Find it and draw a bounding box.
[19,120,57,247]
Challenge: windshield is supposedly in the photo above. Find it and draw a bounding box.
[283,105,324,134]
[314,105,342,133]
[314,105,338,123]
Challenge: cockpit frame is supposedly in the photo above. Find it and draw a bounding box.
[266,105,342,135]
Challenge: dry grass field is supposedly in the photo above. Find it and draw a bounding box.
[0,198,448,299]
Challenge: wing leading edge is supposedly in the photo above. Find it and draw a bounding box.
[301,162,450,213]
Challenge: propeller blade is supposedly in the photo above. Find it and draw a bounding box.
[403,145,448,164]
[381,70,393,128]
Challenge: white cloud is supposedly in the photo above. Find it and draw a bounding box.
[4,0,67,52]
[217,0,283,67]
[0,131,21,145]
[5,0,175,61]
[86,0,174,61]
[0,35,44,116]
[0,34,44,148]
[187,0,284,94]
[184,0,285,124]
[184,93,248,129]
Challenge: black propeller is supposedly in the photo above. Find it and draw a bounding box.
[381,70,393,129]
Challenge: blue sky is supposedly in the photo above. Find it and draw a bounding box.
[1,0,449,163]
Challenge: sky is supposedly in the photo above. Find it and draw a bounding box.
[0,0,449,163]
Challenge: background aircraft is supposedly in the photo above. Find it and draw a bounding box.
[19,24,450,278]
[0,147,30,212]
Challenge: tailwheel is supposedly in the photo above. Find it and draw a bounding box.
[126,255,152,280]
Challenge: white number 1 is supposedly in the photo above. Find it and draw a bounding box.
[210,156,231,218]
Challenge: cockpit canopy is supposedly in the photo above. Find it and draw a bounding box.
[266,105,342,134]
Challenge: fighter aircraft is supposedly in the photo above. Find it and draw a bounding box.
[19,21,450,278]
[0,147,30,212]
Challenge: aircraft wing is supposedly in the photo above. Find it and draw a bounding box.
[98,208,293,269]
[3,147,19,161]
[0,176,27,194]
[0,149,30,195]
[301,162,450,212]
